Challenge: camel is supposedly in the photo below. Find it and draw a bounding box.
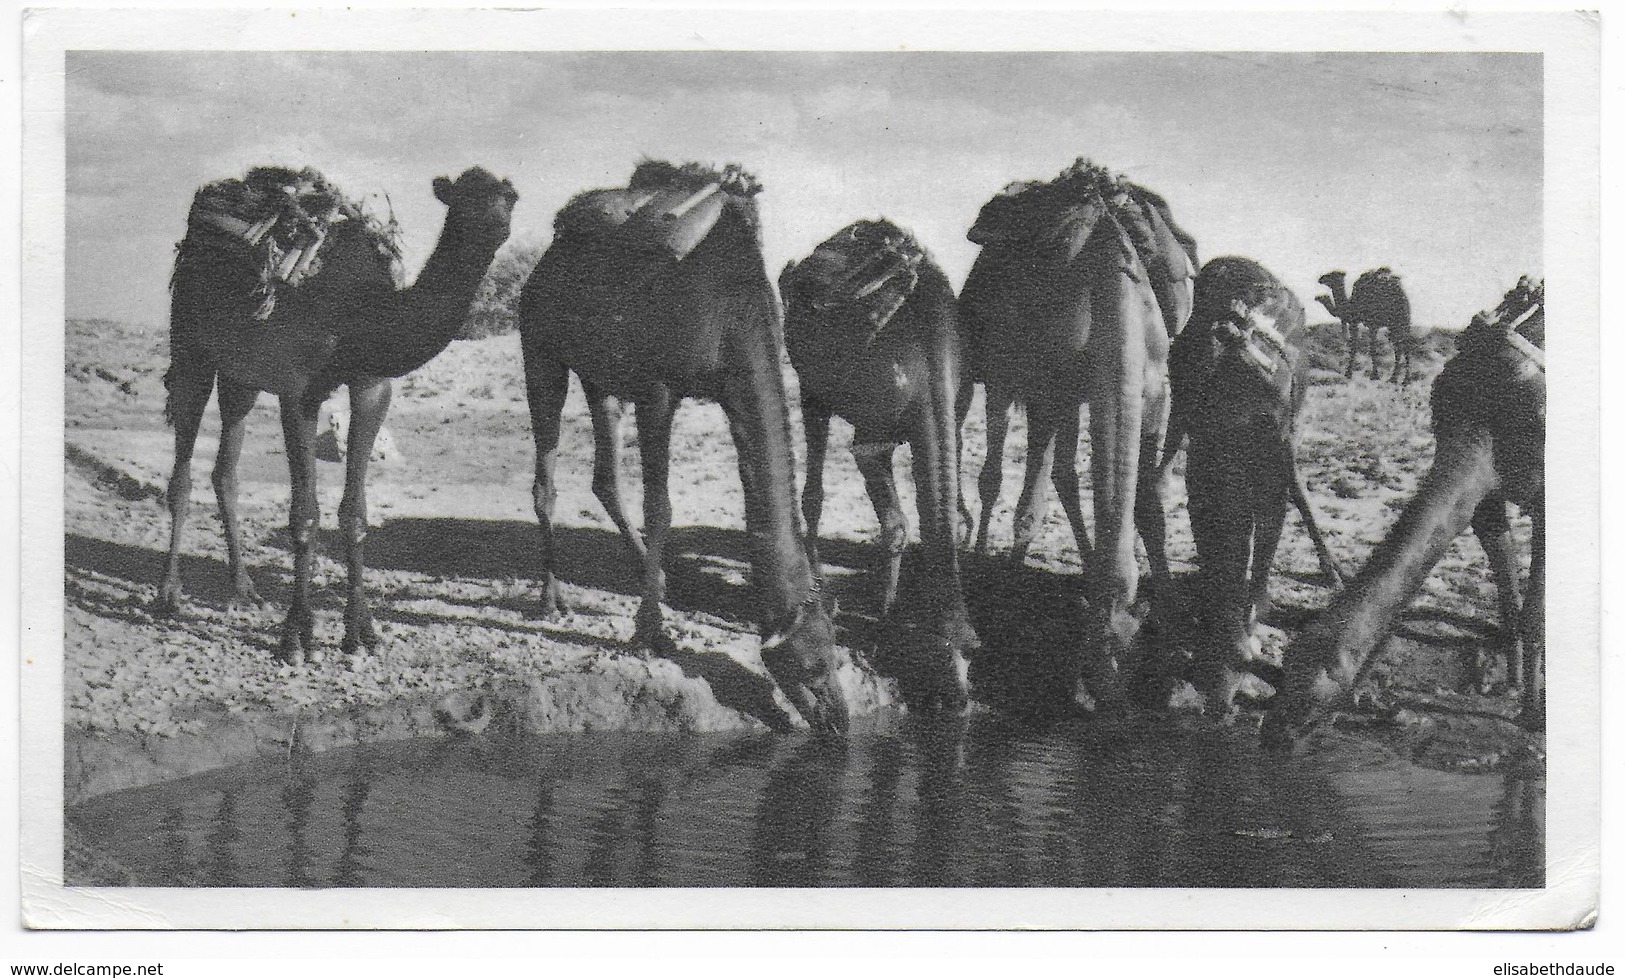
[1265,278,1545,743]
[780,219,976,710]
[957,160,1190,705]
[159,166,517,664]
[1159,256,1345,712]
[1315,268,1419,384]
[517,160,851,732]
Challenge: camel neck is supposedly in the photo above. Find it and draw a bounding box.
[721,290,821,622]
[1290,425,1499,690]
[369,224,498,378]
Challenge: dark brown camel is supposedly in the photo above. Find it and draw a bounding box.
[780,219,976,710]
[160,166,517,663]
[1265,279,1545,743]
[958,161,1185,705]
[1160,256,1345,712]
[517,161,850,732]
[1315,267,1418,384]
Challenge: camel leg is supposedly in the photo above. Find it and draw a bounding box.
[1081,276,1151,708]
[213,378,263,609]
[278,388,326,665]
[1519,511,1545,729]
[906,383,976,707]
[1288,454,1345,586]
[853,438,906,620]
[975,384,1013,557]
[1369,324,1383,381]
[1343,322,1357,379]
[800,396,831,574]
[1186,445,1258,711]
[1471,494,1522,695]
[1248,467,1289,627]
[157,355,216,615]
[953,367,976,548]
[632,389,676,653]
[1050,402,1095,571]
[1136,387,1173,598]
[1010,398,1061,565]
[338,378,390,655]
[585,383,649,566]
[522,349,571,619]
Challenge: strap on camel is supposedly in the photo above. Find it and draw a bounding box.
[1214,303,1290,379]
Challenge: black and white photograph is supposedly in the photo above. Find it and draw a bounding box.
[14,5,1603,939]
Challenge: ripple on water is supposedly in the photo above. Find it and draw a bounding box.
[65,718,1542,889]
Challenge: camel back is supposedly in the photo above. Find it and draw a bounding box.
[177,166,403,321]
[967,160,1194,324]
[1434,276,1545,444]
[781,219,926,340]
[554,159,764,262]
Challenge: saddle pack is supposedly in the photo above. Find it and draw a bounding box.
[181,166,403,320]
[782,220,926,339]
[554,160,763,261]
[967,158,1195,284]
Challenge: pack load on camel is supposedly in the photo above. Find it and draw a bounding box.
[966,157,1199,339]
[780,219,926,340]
[554,159,765,261]
[180,166,404,320]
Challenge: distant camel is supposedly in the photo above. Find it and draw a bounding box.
[1161,256,1345,712]
[958,160,1193,705]
[160,166,517,663]
[1315,267,1418,384]
[1266,279,1545,742]
[781,219,976,710]
[517,160,851,732]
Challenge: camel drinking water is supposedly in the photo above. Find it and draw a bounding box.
[1266,278,1545,743]
[958,160,1193,706]
[516,160,851,733]
[160,166,518,663]
[1161,256,1345,713]
[781,218,978,711]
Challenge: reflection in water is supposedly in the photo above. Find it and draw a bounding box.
[201,784,241,887]
[283,758,315,888]
[66,719,1543,889]
[333,757,373,887]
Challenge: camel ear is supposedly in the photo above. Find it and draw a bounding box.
[433,176,455,205]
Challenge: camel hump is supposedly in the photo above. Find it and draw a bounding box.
[554,159,763,261]
[784,219,926,337]
[182,165,402,318]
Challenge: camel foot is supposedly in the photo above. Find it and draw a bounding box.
[1517,700,1545,733]
[278,609,320,667]
[1261,668,1344,750]
[633,623,680,661]
[782,673,852,734]
[341,618,381,656]
[535,580,572,620]
[898,641,971,715]
[226,577,265,612]
[154,580,186,618]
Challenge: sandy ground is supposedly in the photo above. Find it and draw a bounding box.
[59,316,1540,800]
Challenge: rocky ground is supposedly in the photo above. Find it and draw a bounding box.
[58,316,1542,806]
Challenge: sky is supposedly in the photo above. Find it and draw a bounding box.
[65,50,1542,329]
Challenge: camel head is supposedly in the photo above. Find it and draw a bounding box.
[432,166,519,254]
[1316,271,1350,312]
[761,590,849,733]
